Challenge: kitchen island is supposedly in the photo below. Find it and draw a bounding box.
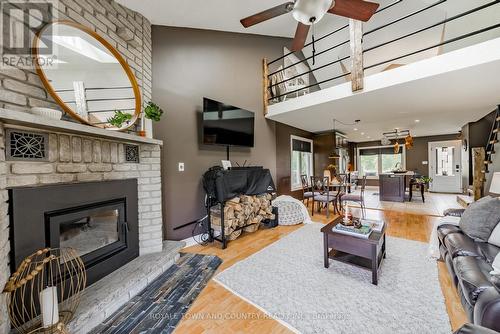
[379,172,415,202]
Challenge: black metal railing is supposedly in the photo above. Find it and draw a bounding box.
[265,0,500,105]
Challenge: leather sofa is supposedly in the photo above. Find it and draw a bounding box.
[438,224,500,332]
[454,323,499,334]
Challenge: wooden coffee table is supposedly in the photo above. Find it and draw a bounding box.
[321,217,386,285]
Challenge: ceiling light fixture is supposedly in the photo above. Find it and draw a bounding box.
[415,119,420,123]
[292,0,334,25]
[328,118,359,159]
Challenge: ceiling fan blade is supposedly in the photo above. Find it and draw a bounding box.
[291,23,310,52]
[328,0,380,22]
[240,2,294,28]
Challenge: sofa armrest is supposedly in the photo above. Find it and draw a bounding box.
[445,233,482,258]
[474,287,500,332]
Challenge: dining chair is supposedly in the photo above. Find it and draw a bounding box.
[350,171,359,190]
[340,176,367,218]
[327,173,348,213]
[311,176,336,219]
[300,174,313,206]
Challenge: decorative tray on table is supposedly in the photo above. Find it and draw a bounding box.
[333,222,372,238]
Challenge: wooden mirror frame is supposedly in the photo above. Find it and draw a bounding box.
[32,21,142,131]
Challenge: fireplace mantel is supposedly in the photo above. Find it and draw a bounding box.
[0,108,163,146]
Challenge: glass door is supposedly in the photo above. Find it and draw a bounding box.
[429,140,462,193]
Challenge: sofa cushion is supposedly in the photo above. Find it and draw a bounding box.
[476,242,500,264]
[491,253,500,276]
[459,196,500,242]
[491,275,500,289]
[437,224,462,245]
[445,233,482,258]
[453,256,494,305]
[488,223,500,248]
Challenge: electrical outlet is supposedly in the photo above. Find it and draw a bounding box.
[178,162,184,172]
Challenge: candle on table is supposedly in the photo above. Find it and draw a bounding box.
[40,286,59,328]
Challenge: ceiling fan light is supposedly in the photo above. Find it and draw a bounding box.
[293,0,334,25]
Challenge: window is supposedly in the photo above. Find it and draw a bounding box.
[435,147,454,176]
[291,136,313,191]
[358,146,405,178]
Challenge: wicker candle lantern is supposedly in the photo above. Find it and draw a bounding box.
[2,248,86,334]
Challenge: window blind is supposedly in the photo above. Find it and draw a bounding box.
[292,139,312,153]
[360,147,402,155]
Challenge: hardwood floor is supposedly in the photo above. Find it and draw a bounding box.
[175,205,468,333]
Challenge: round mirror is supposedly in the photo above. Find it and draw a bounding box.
[33,21,141,131]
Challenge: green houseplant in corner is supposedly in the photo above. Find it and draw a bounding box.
[139,101,164,137]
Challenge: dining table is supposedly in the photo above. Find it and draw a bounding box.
[327,182,356,214]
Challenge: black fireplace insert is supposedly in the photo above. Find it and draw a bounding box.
[9,179,139,286]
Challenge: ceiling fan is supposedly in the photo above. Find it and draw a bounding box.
[240,0,379,52]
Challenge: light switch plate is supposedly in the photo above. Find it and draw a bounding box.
[178,162,184,172]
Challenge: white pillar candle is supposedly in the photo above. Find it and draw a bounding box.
[344,203,349,222]
[40,286,59,328]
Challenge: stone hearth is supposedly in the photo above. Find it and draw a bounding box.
[0,109,167,333]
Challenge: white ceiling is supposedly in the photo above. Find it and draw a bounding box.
[118,0,500,143]
[117,0,354,38]
[267,38,500,142]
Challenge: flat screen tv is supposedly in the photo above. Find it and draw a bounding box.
[202,98,255,147]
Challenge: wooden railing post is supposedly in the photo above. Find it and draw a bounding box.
[262,58,269,116]
[349,19,364,92]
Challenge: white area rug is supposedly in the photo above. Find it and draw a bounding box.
[214,223,451,334]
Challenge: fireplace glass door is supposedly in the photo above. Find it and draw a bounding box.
[47,200,127,268]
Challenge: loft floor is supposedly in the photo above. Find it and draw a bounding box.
[266,37,500,141]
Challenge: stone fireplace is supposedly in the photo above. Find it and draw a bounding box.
[0,108,168,333]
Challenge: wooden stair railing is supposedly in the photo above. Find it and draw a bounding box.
[484,105,500,173]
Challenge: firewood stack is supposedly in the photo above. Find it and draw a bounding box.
[210,193,275,241]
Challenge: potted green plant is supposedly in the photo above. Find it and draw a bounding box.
[139,102,164,136]
[417,176,433,191]
[107,110,132,128]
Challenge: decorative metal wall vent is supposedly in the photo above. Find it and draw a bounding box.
[124,144,139,163]
[6,129,49,161]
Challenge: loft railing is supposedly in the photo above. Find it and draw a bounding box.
[262,0,500,114]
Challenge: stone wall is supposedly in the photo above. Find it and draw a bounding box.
[0,0,152,132]
[0,122,163,334]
